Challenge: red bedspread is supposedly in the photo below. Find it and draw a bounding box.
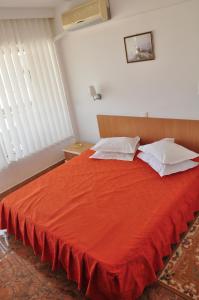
[1,151,199,300]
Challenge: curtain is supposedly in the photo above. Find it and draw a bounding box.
[0,139,8,169]
[0,18,73,170]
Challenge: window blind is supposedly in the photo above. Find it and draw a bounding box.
[0,18,73,170]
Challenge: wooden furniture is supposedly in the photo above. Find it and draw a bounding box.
[97,115,199,152]
[63,142,94,161]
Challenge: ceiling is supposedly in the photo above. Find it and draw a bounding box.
[0,0,69,8]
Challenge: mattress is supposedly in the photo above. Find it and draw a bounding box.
[1,150,199,300]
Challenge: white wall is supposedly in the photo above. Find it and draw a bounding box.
[55,0,199,143]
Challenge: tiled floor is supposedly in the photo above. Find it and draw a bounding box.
[0,232,184,300]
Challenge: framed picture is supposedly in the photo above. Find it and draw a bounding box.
[124,31,155,63]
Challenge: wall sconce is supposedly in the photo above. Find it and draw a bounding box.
[89,86,102,101]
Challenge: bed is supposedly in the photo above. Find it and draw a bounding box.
[1,115,199,300]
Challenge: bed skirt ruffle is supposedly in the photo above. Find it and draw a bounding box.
[0,193,199,300]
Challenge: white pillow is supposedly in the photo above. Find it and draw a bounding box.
[138,151,199,177]
[90,151,134,161]
[138,140,199,164]
[92,137,140,154]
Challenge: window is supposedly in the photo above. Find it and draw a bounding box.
[0,19,72,170]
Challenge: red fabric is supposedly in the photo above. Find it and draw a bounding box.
[1,151,199,300]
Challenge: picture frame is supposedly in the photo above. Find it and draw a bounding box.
[124,31,155,64]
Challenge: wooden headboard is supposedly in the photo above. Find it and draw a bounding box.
[97,115,199,152]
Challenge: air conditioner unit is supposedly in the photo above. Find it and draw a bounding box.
[62,0,111,31]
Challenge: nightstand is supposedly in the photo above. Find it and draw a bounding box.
[63,141,94,161]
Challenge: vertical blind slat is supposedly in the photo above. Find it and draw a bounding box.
[45,20,73,137]
[12,19,46,150]
[22,19,55,145]
[2,20,34,155]
[19,20,50,147]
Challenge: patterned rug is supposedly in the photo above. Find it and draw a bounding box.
[159,215,199,300]
[0,232,85,300]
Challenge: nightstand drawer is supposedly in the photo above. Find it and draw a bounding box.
[64,152,78,161]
